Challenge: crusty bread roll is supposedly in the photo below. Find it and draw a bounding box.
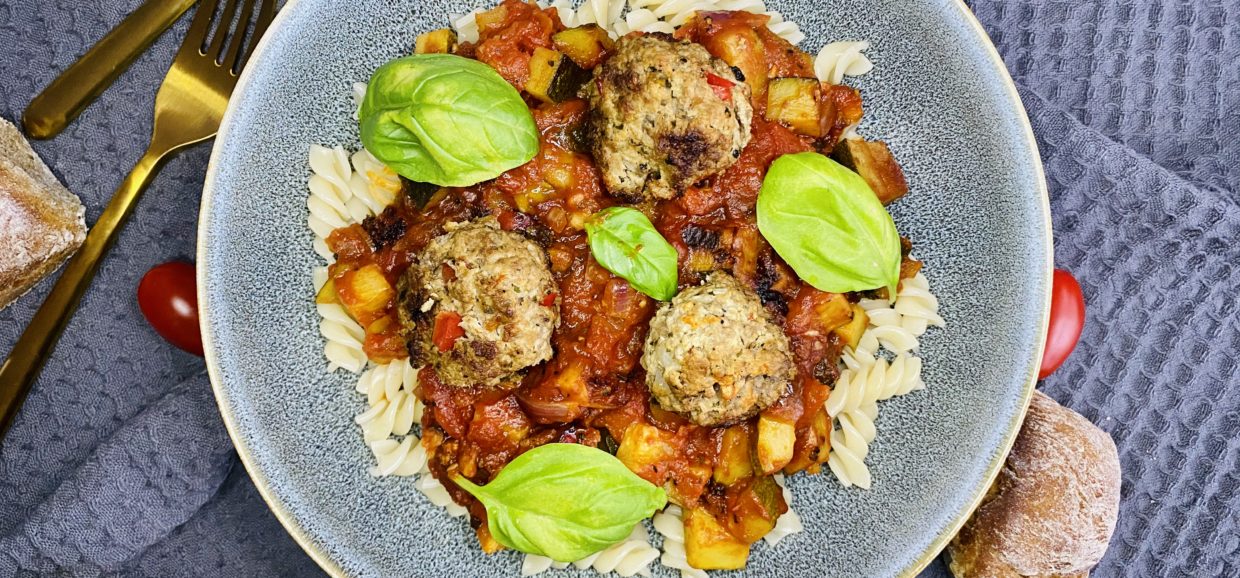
[947,390,1121,578]
[0,117,87,310]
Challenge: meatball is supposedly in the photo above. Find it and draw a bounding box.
[397,218,559,388]
[641,273,794,426]
[583,33,753,202]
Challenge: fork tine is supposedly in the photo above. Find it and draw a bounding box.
[207,0,244,60]
[222,0,259,71]
[230,0,277,73]
[182,0,222,54]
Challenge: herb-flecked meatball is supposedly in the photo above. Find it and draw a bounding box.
[397,218,559,388]
[641,273,794,426]
[583,33,753,202]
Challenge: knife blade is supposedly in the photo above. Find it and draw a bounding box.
[22,0,198,139]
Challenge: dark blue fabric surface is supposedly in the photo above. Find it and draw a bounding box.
[1,1,1237,576]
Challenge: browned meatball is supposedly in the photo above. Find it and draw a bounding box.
[397,218,559,388]
[641,273,794,426]
[583,33,753,202]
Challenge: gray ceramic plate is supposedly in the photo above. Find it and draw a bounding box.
[198,0,1051,575]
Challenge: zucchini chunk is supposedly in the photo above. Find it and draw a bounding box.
[766,77,822,137]
[526,47,591,103]
[832,138,910,204]
[414,28,457,54]
[684,508,750,570]
[552,24,614,69]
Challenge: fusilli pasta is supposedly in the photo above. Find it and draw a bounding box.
[317,302,367,373]
[353,361,428,476]
[522,525,660,576]
[814,41,873,85]
[823,272,943,489]
[452,8,485,43]
[415,473,470,517]
[307,145,405,372]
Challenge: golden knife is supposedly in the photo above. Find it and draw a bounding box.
[22,0,198,139]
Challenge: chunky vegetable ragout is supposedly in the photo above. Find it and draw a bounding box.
[317,0,921,570]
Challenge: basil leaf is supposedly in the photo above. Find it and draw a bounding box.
[359,54,539,187]
[757,152,902,295]
[584,207,679,301]
[453,443,667,562]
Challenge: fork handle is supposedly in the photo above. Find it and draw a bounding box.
[22,0,198,139]
[0,146,170,436]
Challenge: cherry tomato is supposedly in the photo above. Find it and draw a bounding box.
[1039,269,1085,379]
[137,261,203,356]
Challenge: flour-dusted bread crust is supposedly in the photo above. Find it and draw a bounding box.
[947,391,1121,578]
[0,118,87,310]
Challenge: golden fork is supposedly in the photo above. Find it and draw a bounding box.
[0,0,277,436]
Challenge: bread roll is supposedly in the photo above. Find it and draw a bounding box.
[0,117,87,310]
[947,390,1121,578]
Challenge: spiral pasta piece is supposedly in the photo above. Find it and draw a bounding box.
[826,410,874,489]
[308,145,402,372]
[316,302,366,373]
[524,525,660,576]
[814,41,874,85]
[415,474,469,517]
[451,8,485,43]
[824,274,942,488]
[351,360,427,476]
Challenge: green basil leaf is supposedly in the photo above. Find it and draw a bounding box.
[359,54,539,187]
[584,207,679,301]
[453,443,667,562]
[757,152,902,295]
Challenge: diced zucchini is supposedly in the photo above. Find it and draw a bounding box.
[832,138,910,204]
[616,423,678,484]
[766,77,822,137]
[512,180,556,212]
[755,414,795,475]
[683,508,750,570]
[723,476,786,544]
[335,264,395,325]
[526,47,591,103]
[552,25,614,69]
[785,409,831,474]
[709,26,767,97]
[402,179,440,209]
[815,291,853,333]
[833,303,869,350]
[670,464,713,506]
[714,424,755,485]
[414,28,457,54]
[473,3,510,35]
[315,277,339,305]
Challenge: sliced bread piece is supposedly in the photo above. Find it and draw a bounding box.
[0,118,87,310]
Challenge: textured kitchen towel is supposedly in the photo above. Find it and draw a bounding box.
[0,0,1238,577]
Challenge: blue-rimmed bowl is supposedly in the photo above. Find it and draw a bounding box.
[198,0,1051,575]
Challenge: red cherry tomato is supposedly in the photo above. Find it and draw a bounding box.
[1039,269,1085,379]
[137,261,203,356]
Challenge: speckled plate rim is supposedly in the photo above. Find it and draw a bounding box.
[196,0,1052,575]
